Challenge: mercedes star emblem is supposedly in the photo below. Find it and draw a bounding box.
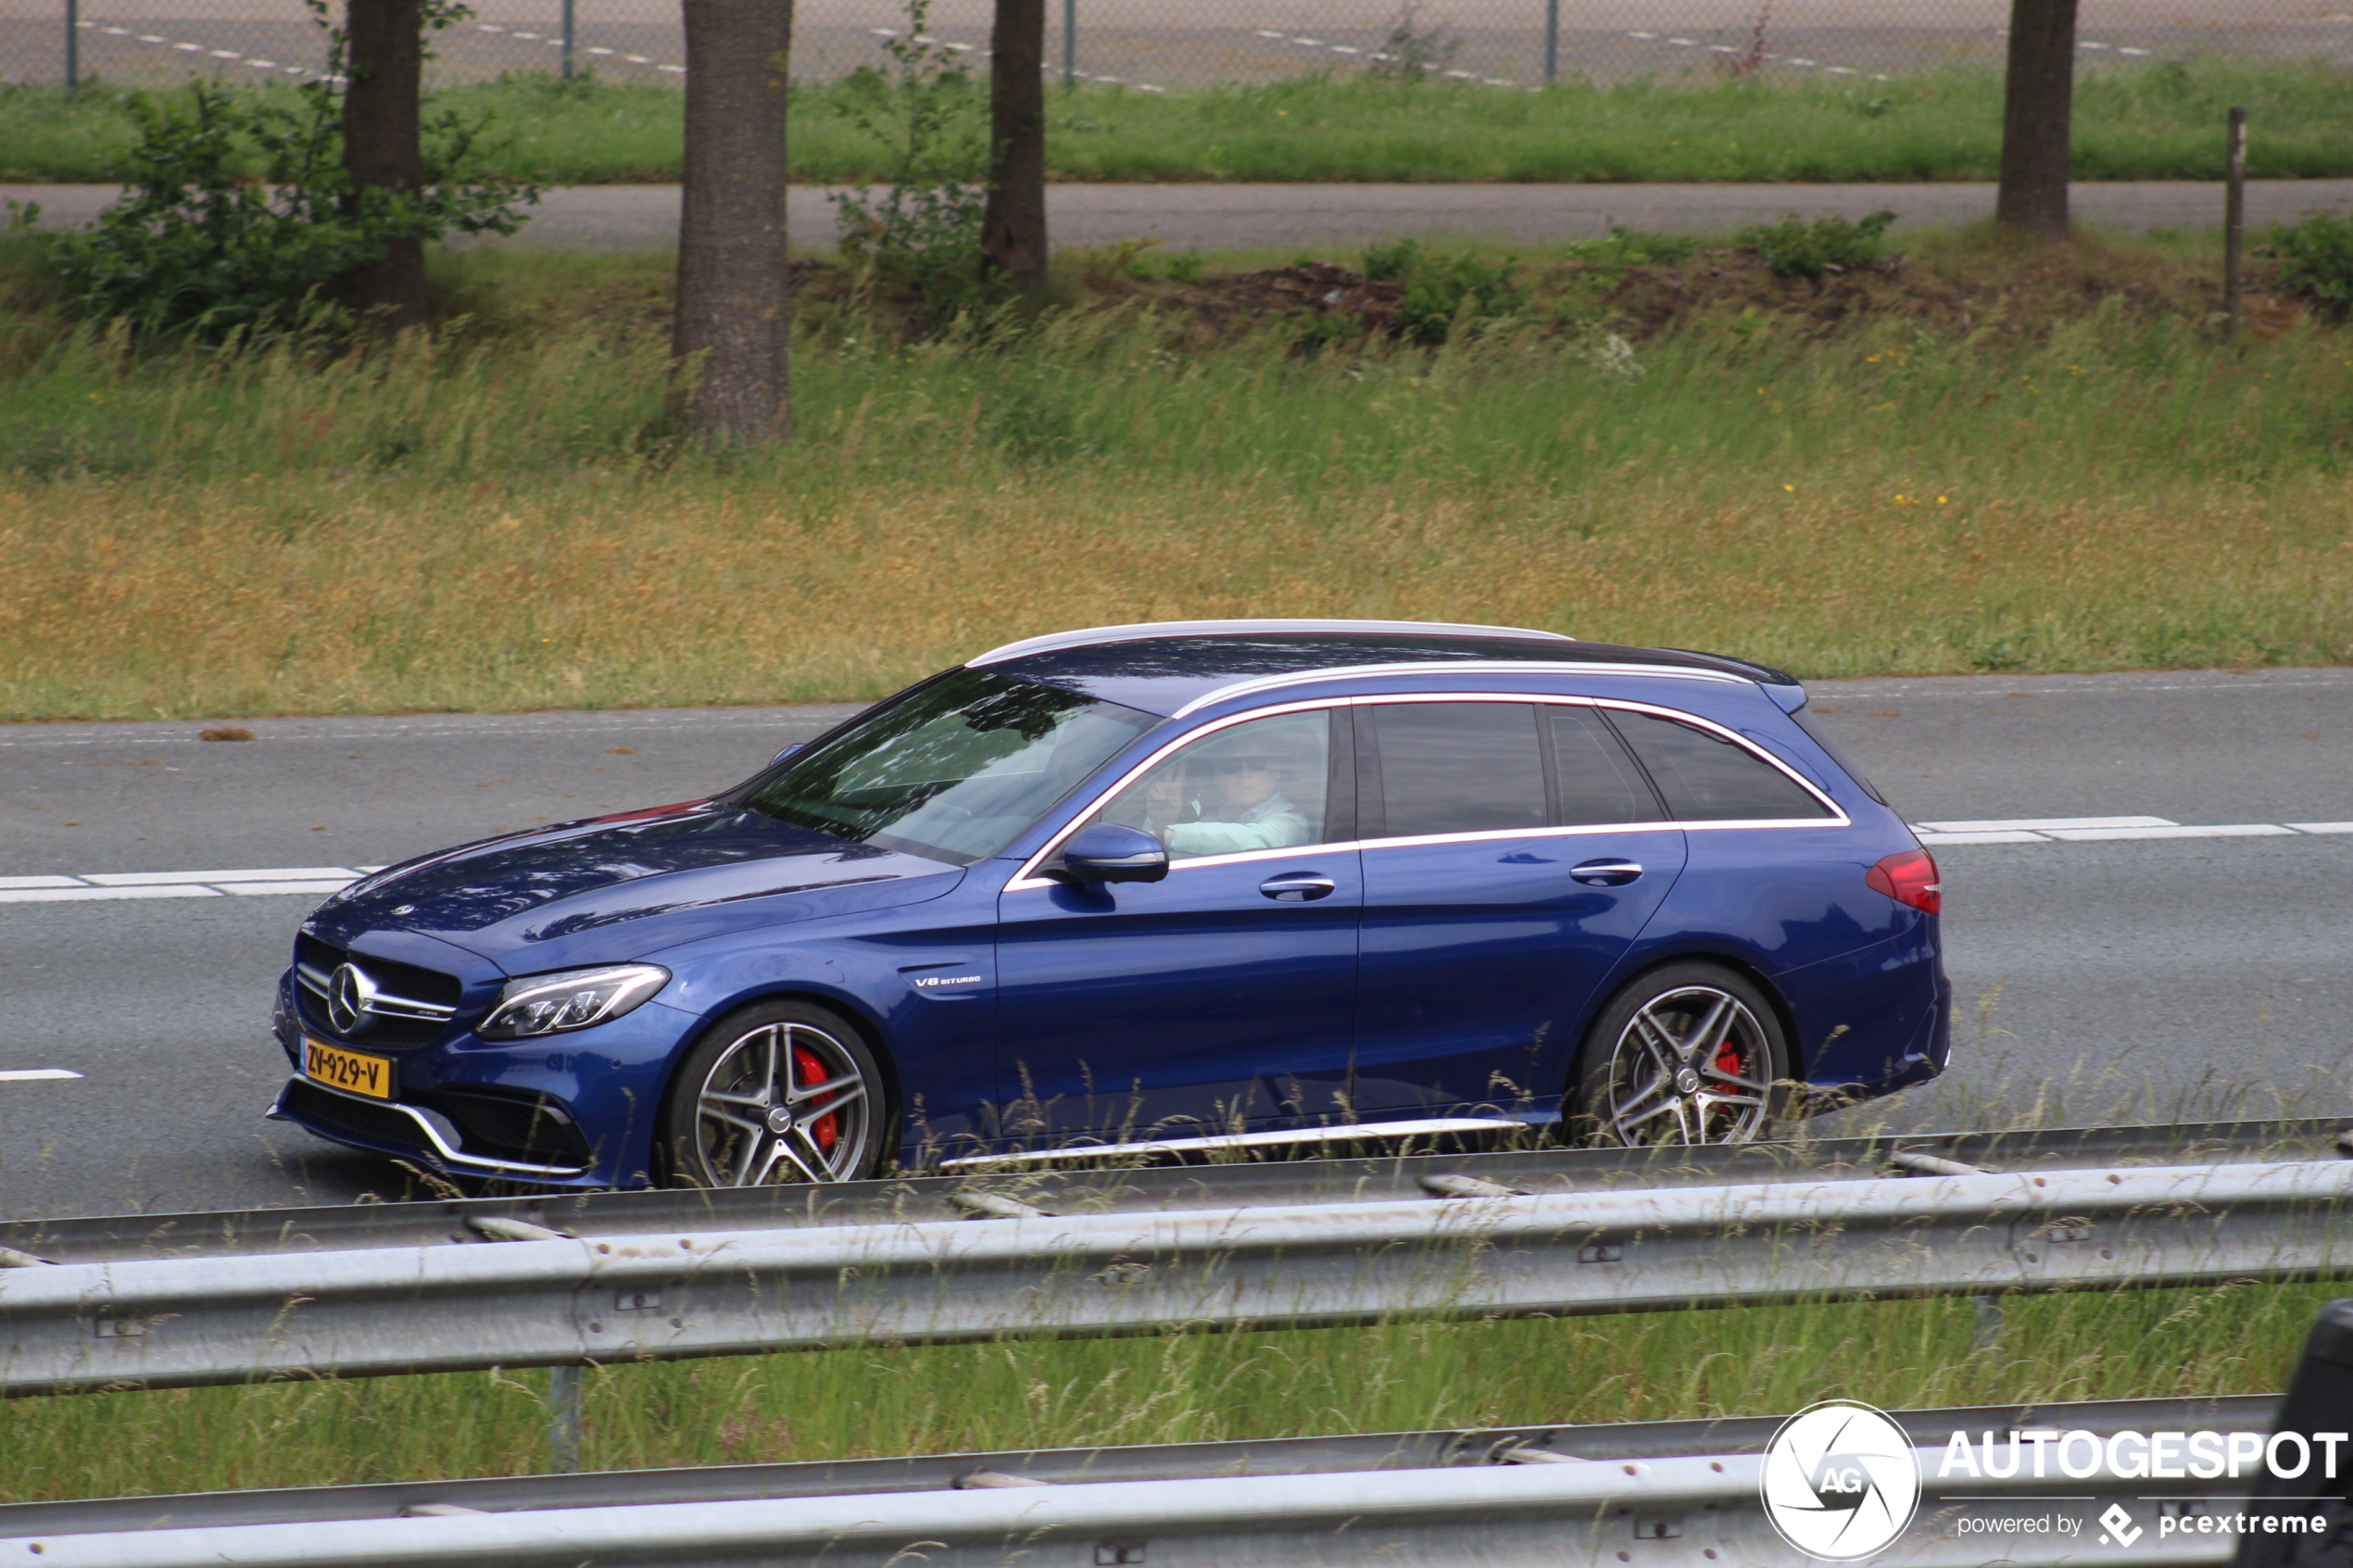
[327,963,378,1035]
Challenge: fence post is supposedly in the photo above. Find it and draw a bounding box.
[1061,0,1075,88]
[65,0,79,94]
[2221,106,2246,341]
[1543,0,1557,86]
[560,0,576,80]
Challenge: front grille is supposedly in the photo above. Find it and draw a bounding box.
[294,935,464,1048]
[279,1077,434,1157]
[424,1089,594,1168]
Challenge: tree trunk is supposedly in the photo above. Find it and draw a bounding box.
[1994,0,2078,240]
[980,0,1048,290]
[673,0,794,445]
[340,0,429,330]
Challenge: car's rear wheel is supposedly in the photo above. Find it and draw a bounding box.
[1569,963,1788,1146]
[655,1000,886,1186]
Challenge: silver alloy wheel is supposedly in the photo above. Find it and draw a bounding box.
[686,1021,875,1185]
[1593,984,1774,1146]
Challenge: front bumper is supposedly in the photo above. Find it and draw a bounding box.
[269,972,698,1188]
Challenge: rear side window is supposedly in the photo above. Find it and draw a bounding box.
[1544,707,1666,826]
[1605,710,1832,822]
[1370,702,1547,837]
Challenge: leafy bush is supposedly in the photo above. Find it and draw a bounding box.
[2266,211,2353,323]
[32,81,532,337]
[1735,209,1897,279]
[1396,253,1524,344]
[827,0,990,320]
[1564,226,1703,267]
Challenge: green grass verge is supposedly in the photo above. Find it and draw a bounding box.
[4,57,2350,185]
[0,228,2348,721]
[2,1281,2334,1501]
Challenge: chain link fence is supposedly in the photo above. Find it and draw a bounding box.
[4,0,2341,94]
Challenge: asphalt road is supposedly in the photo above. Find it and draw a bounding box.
[3,667,2349,1221]
[7,182,2349,254]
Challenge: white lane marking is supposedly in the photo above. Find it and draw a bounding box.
[217,879,359,896]
[2289,822,2353,834]
[1912,830,2048,846]
[2044,823,2297,842]
[0,885,220,904]
[0,876,81,890]
[0,1069,82,1083]
[1917,815,2174,833]
[82,866,356,886]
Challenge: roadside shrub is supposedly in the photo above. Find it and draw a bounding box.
[2266,211,2353,323]
[827,0,991,322]
[1396,253,1524,343]
[1736,209,1897,279]
[31,6,533,337]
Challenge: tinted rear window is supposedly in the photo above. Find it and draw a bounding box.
[1372,703,1547,837]
[1546,707,1667,825]
[1605,710,1831,822]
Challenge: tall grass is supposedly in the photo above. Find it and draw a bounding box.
[0,1280,2333,1502]
[3,235,2350,720]
[4,58,2348,184]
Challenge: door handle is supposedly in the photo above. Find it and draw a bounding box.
[1259,872,1338,902]
[1569,859,1643,886]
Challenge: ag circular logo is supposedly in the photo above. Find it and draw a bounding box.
[1759,1400,1921,1561]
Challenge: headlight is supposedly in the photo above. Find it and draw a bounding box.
[477,964,670,1039]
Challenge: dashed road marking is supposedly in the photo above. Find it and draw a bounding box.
[0,866,387,905]
[1914,817,2351,847]
[0,1070,83,1083]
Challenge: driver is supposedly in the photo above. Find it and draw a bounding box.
[1154,746,1311,857]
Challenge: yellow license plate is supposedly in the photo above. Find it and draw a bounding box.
[305,1038,394,1100]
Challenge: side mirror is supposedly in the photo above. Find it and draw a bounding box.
[1060,822,1169,884]
[769,743,802,768]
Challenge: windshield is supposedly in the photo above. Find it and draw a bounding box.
[736,670,1160,864]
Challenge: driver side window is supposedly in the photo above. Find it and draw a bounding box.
[1087,710,1336,863]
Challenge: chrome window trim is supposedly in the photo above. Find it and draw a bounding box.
[966,619,1575,669]
[1167,661,1748,721]
[1004,691,1847,892]
[269,1080,591,1178]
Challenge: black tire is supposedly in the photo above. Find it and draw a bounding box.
[654,998,888,1187]
[1568,962,1790,1147]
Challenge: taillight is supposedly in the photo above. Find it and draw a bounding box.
[1866,849,1942,915]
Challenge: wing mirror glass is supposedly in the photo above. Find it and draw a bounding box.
[1060,822,1169,884]
[770,742,802,768]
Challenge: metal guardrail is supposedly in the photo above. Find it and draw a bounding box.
[6,1115,2345,1265]
[6,1148,2353,1397]
[0,1394,2284,1566]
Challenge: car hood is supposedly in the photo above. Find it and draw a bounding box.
[307,801,966,972]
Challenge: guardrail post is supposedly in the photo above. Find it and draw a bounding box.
[548,1364,585,1473]
[1543,0,1558,86]
[1061,0,1075,88]
[1970,1293,2004,1355]
[2232,1297,2353,1566]
[560,0,576,80]
[65,0,79,94]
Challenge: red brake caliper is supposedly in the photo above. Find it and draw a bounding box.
[792,1044,838,1152]
[1710,1035,1745,1127]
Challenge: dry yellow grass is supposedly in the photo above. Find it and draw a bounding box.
[5,467,2348,720]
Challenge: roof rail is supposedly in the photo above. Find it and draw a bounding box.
[966,619,1575,669]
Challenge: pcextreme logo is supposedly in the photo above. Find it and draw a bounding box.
[1760,1401,1923,1562]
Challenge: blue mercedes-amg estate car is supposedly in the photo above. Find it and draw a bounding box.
[269,620,1948,1188]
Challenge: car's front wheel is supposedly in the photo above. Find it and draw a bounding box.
[1569,963,1788,1146]
[655,1000,886,1186]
